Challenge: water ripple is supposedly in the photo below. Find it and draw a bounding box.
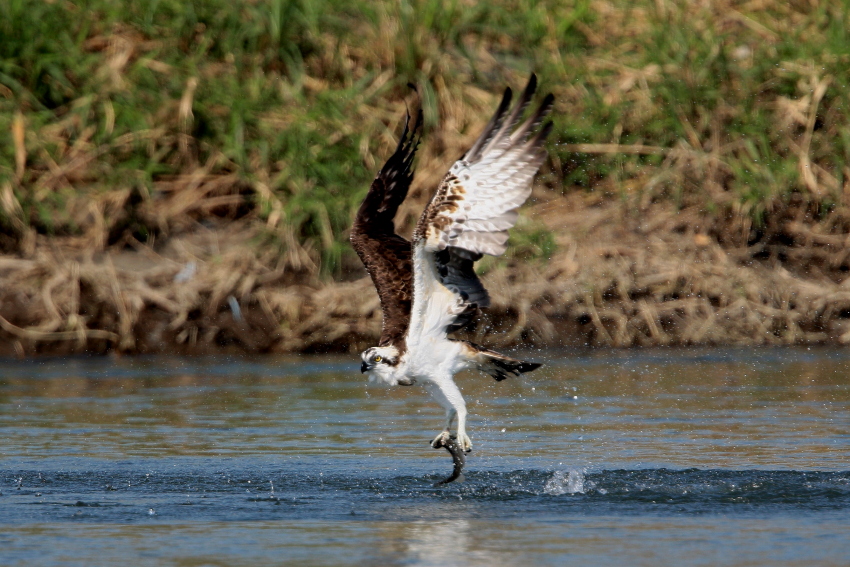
[4,465,849,525]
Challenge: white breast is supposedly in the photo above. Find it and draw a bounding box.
[402,243,469,382]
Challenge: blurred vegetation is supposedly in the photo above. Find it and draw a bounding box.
[1,0,849,274]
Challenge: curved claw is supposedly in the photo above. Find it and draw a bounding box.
[431,430,472,453]
[431,430,451,450]
[457,432,472,453]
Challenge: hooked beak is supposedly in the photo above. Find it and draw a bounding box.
[360,361,369,373]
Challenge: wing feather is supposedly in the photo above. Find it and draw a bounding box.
[410,74,553,334]
[465,87,514,163]
[350,109,422,347]
[478,74,539,157]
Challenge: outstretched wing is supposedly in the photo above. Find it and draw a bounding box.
[351,109,423,346]
[411,74,553,335]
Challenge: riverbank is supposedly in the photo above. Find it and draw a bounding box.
[2,0,850,355]
[4,185,850,357]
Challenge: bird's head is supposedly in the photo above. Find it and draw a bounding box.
[360,345,411,385]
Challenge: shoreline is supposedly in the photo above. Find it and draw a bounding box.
[4,192,850,357]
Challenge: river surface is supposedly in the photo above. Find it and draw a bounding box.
[1,347,848,566]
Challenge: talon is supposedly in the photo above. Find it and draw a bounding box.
[458,433,472,453]
[431,430,450,449]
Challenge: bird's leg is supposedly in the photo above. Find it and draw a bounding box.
[444,407,457,432]
[455,406,471,453]
[426,380,472,453]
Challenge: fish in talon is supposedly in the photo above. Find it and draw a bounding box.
[432,434,466,485]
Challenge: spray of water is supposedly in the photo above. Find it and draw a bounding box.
[544,469,586,495]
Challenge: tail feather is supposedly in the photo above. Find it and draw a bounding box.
[462,341,542,381]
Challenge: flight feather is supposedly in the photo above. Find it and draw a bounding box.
[411,74,554,334]
[350,109,422,347]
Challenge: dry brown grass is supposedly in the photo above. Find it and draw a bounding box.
[6,188,850,356]
[467,192,850,350]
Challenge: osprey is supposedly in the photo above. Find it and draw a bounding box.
[351,74,553,453]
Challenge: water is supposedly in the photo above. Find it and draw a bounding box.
[2,347,848,566]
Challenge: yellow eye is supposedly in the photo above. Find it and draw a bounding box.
[374,355,382,362]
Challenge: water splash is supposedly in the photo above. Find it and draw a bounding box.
[544,469,586,495]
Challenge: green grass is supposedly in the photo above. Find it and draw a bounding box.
[1,0,849,271]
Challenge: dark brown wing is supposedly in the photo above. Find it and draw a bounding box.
[350,109,423,347]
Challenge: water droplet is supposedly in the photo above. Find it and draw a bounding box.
[544,469,586,495]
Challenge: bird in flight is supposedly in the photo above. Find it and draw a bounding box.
[351,74,553,453]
